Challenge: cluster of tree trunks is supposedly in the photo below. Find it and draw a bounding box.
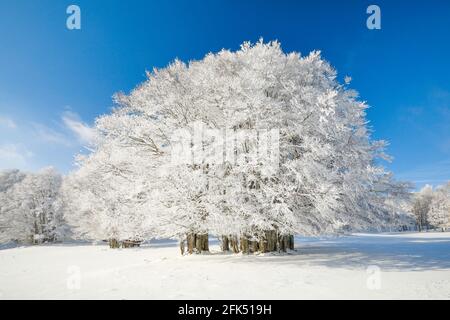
[29,234,56,245]
[222,231,294,254]
[180,233,210,255]
[179,232,294,255]
[110,232,293,254]
[108,239,141,248]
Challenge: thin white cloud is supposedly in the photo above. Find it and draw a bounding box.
[33,123,72,147]
[62,111,95,145]
[0,110,94,172]
[0,116,17,129]
[0,144,33,170]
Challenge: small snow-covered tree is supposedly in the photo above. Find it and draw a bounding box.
[0,170,25,242]
[62,134,160,248]
[428,182,450,230]
[0,167,66,244]
[409,183,450,231]
[412,185,434,231]
[0,169,25,193]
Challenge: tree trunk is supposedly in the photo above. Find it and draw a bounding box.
[230,235,240,253]
[250,240,259,253]
[288,235,295,250]
[266,230,277,252]
[179,238,185,255]
[195,234,209,253]
[221,236,230,252]
[240,236,249,254]
[33,220,39,245]
[195,234,202,252]
[278,234,286,252]
[283,235,289,252]
[259,237,268,253]
[122,240,141,248]
[109,238,120,249]
[187,233,196,254]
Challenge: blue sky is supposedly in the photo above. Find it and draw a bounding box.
[0,0,449,188]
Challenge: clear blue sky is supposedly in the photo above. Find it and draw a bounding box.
[0,0,449,188]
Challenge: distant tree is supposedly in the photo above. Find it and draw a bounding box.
[62,141,157,248]
[0,169,25,193]
[411,185,434,231]
[0,167,66,244]
[428,182,450,230]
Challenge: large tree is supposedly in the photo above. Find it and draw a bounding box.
[68,40,408,253]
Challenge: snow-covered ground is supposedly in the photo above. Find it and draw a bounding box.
[1,232,450,299]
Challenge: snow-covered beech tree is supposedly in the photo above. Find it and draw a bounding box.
[69,40,408,254]
[411,185,434,231]
[0,169,25,193]
[0,170,26,241]
[0,167,66,244]
[409,183,450,231]
[62,139,159,248]
[381,190,416,231]
[427,182,450,230]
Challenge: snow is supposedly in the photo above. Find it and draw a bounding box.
[1,232,450,299]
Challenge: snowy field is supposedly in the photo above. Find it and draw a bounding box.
[1,232,450,300]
